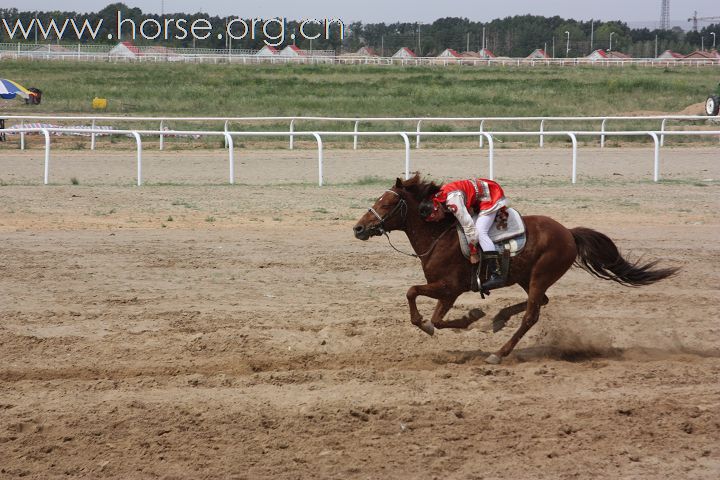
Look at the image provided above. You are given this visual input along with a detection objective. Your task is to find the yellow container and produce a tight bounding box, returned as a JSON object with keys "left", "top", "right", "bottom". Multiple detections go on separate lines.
{"left": 92, "top": 97, "right": 108, "bottom": 110}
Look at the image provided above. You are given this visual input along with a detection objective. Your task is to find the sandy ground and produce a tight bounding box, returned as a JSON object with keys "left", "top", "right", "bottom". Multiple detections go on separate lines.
{"left": 1, "top": 147, "right": 719, "bottom": 479}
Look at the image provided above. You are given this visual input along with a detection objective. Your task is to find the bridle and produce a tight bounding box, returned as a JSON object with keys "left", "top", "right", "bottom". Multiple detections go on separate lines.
{"left": 367, "top": 190, "right": 407, "bottom": 235}
{"left": 366, "top": 189, "right": 452, "bottom": 259}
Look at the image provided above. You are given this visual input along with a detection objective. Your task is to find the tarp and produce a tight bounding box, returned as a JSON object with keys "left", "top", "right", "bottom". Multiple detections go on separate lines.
{"left": 0, "top": 78, "right": 33, "bottom": 100}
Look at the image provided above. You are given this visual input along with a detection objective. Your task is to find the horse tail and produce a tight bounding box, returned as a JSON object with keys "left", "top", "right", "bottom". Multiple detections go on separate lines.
{"left": 570, "top": 227, "right": 679, "bottom": 286}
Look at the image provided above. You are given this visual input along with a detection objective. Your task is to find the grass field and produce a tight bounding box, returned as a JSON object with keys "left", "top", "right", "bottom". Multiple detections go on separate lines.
{"left": 1, "top": 60, "right": 718, "bottom": 117}
{"left": 1, "top": 61, "right": 718, "bottom": 148}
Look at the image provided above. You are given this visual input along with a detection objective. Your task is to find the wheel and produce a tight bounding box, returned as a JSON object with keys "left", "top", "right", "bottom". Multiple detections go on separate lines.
{"left": 706, "top": 95, "right": 720, "bottom": 116}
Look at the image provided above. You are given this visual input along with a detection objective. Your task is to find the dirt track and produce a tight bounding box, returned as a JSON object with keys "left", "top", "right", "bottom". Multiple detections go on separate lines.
{"left": 1, "top": 147, "right": 719, "bottom": 479}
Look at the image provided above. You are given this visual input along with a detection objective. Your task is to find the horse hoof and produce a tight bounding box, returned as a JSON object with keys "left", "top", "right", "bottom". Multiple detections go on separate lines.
{"left": 419, "top": 321, "right": 435, "bottom": 336}
{"left": 485, "top": 354, "right": 502, "bottom": 365}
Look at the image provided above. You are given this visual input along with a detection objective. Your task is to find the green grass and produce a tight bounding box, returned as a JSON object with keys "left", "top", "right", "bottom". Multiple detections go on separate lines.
{"left": 3, "top": 61, "right": 718, "bottom": 149}
{"left": 1, "top": 61, "right": 717, "bottom": 119}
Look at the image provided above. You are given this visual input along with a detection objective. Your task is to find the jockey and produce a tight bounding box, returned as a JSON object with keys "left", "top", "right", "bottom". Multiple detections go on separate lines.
{"left": 418, "top": 178, "right": 507, "bottom": 291}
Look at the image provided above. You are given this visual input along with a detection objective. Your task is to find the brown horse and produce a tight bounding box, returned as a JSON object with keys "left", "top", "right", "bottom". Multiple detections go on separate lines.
{"left": 353, "top": 174, "right": 679, "bottom": 364}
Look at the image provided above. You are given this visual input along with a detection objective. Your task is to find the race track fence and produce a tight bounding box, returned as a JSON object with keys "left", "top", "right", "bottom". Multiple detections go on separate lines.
{"left": 2, "top": 46, "right": 719, "bottom": 68}
{"left": 2, "top": 127, "right": 720, "bottom": 186}
{"left": 1, "top": 114, "right": 718, "bottom": 153}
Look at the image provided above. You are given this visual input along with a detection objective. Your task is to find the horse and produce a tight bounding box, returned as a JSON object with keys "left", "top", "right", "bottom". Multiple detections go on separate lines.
{"left": 352, "top": 174, "right": 679, "bottom": 364}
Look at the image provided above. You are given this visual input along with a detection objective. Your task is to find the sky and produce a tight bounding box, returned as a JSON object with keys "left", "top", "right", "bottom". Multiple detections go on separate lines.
{"left": 8, "top": 0, "right": 719, "bottom": 27}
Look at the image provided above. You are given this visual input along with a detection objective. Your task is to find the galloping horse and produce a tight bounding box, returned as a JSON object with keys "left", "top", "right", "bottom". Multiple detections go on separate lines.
{"left": 353, "top": 175, "right": 679, "bottom": 364}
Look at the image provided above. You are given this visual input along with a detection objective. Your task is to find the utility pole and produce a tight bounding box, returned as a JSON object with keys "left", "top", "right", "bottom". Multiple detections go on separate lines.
{"left": 590, "top": 20, "right": 594, "bottom": 51}
{"left": 609, "top": 32, "right": 615, "bottom": 51}
{"left": 417, "top": 23, "right": 421, "bottom": 56}
{"left": 466, "top": 32, "right": 470, "bottom": 52}
{"left": 655, "top": 34, "right": 658, "bottom": 57}
{"left": 381, "top": 35, "right": 384, "bottom": 57}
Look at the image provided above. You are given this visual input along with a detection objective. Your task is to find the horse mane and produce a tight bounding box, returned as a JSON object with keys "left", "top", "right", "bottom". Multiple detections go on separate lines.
{"left": 399, "top": 173, "right": 443, "bottom": 202}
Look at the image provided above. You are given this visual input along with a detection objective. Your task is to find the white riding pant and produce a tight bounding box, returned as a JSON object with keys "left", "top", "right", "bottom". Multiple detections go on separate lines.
{"left": 445, "top": 191, "right": 498, "bottom": 254}
{"left": 475, "top": 212, "right": 497, "bottom": 253}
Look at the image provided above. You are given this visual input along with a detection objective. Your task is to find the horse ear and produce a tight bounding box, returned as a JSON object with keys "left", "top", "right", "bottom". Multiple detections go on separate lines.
{"left": 395, "top": 177, "right": 403, "bottom": 189}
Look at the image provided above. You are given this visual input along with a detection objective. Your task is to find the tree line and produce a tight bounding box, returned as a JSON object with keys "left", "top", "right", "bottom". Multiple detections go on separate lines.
{"left": 1, "top": 3, "right": 718, "bottom": 57}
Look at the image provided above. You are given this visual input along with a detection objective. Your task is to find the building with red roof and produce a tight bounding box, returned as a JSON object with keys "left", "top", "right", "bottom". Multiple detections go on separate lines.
{"left": 392, "top": 47, "right": 417, "bottom": 58}
{"left": 279, "top": 45, "right": 307, "bottom": 57}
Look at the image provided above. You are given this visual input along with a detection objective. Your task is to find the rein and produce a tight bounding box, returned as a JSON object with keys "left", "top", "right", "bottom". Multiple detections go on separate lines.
{"left": 367, "top": 189, "right": 454, "bottom": 259}
{"left": 383, "top": 226, "right": 454, "bottom": 259}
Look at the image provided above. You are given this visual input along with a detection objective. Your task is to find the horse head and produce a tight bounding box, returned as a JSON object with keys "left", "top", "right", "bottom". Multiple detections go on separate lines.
{"left": 353, "top": 174, "right": 443, "bottom": 240}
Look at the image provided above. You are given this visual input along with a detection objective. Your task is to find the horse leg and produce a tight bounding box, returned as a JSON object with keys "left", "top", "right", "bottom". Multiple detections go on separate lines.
{"left": 406, "top": 282, "right": 452, "bottom": 336}
{"left": 433, "top": 298, "right": 485, "bottom": 330}
{"left": 485, "top": 284, "right": 547, "bottom": 364}
{"left": 489, "top": 283, "right": 549, "bottom": 333}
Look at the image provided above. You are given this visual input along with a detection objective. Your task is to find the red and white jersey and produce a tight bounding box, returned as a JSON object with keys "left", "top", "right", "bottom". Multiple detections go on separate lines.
{"left": 432, "top": 178, "right": 507, "bottom": 255}
{"left": 433, "top": 178, "right": 506, "bottom": 215}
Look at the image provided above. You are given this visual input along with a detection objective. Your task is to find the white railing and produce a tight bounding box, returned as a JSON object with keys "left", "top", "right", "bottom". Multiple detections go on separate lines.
{"left": 1, "top": 44, "right": 719, "bottom": 67}
{"left": 2, "top": 114, "right": 717, "bottom": 152}
{"left": 2, "top": 127, "right": 719, "bottom": 186}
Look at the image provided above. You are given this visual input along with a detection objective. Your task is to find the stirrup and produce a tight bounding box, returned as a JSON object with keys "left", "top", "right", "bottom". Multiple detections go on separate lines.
{"left": 482, "top": 274, "right": 505, "bottom": 291}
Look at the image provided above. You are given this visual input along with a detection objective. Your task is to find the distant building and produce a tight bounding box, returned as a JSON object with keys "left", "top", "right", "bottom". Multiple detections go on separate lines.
{"left": 109, "top": 41, "right": 141, "bottom": 58}
{"left": 587, "top": 49, "right": 608, "bottom": 60}
{"left": 526, "top": 49, "right": 550, "bottom": 59}
{"left": 256, "top": 45, "right": 279, "bottom": 56}
{"left": 658, "top": 50, "right": 683, "bottom": 59}
{"left": 437, "top": 48, "right": 462, "bottom": 58}
{"left": 356, "top": 46, "right": 379, "bottom": 57}
{"left": 279, "top": 45, "right": 307, "bottom": 57}
{"left": 392, "top": 47, "right": 417, "bottom": 59}
{"left": 477, "top": 48, "right": 496, "bottom": 59}
{"left": 684, "top": 49, "right": 720, "bottom": 59}
{"left": 607, "top": 51, "right": 632, "bottom": 59}
{"left": 31, "top": 44, "right": 71, "bottom": 53}
{"left": 587, "top": 49, "right": 632, "bottom": 60}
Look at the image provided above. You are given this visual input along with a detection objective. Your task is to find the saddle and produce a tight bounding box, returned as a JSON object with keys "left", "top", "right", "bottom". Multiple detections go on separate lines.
{"left": 456, "top": 207, "right": 527, "bottom": 292}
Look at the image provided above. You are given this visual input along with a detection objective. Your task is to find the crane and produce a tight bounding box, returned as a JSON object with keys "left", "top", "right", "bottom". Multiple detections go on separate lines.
{"left": 687, "top": 11, "right": 720, "bottom": 32}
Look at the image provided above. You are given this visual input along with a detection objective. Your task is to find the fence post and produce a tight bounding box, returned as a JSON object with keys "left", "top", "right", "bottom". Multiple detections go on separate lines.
{"left": 289, "top": 119, "right": 295, "bottom": 150}
{"left": 539, "top": 119, "right": 545, "bottom": 148}
{"left": 20, "top": 119, "right": 25, "bottom": 150}
{"left": 400, "top": 133, "right": 411, "bottom": 179}
{"left": 481, "top": 133, "right": 494, "bottom": 180}
{"left": 159, "top": 119, "right": 165, "bottom": 151}
{"left": 415, "top": 119, "right": 423, "bottom": 149}
{"left": 41, "top": 129, "right": 50, "bottom": 185}
{"left": 90, "top": 119, "right": 97, "bottom": 150}
{"left": 648, "top": 132, "right": 660, "bottom": 182}
{"left": 131, "top": 131, "right": 142, "bottom": 186}
{"left": 660, "top": 118, "right": 667, "bottom": 147}
{"left": 567, "top": 133, "right": 578, "bottom": 184}
{"left": 600, "top": 118, "right": 607, "bottom": 148}
{"left": 224, "top": 133, "right": 235, "bottom": 184}
{"left": 479, "top": 120, "right": 485, "bottom": 148}
{"left": 312, "top": 133, "right": 323, "bottom": 186}
{"left": 223, "top": 120, "right": 230, "bottom": 148}
{"left": 353, "top": 120, "right": 359, "bottom": 150}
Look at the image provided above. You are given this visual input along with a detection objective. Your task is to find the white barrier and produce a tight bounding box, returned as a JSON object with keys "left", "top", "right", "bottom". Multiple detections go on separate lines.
{"left": 2, "top": 127, "right": 719, "bottom": 186}
{"left": 2, "top": 47, "right": 720, "bottom": 68}
{"left": 2, "top": 114, "right": 717, "bottom": 152}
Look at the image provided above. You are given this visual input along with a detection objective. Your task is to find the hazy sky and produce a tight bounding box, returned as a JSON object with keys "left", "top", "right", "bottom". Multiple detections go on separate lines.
{"left": 9, "top": 0, "right": 718, "bottom": 25}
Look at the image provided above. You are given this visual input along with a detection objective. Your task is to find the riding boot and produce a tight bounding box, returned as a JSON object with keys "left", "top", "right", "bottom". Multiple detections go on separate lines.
{"left": 481, "top": 252, "right": 505, "bottom": 291}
